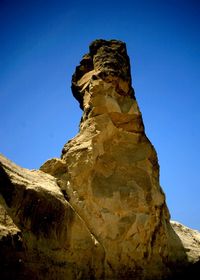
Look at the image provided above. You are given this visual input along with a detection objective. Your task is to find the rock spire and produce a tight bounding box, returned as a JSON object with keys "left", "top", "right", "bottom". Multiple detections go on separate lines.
{"left": 0, "top": 39, "right": 199, "bottom": 280}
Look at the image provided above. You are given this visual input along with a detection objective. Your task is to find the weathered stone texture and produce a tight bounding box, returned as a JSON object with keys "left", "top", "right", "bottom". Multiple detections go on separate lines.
{"left": 0, "top": 155, "right": 104, "bottom": 280}
{"left": 55, "top": 39, "right": 189, "bottom": 279}
{"left": 0, "top": 39, "right": 199, "bottom": 279}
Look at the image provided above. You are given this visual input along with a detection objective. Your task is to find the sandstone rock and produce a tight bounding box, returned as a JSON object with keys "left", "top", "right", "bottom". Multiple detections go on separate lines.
{"left": 1, "top": 39, "right": 200, "bottom": 279}
{"left": 171, "top": 221, "right": 200, "bottom": 263}
{"left": 0, "top": 154, "right": 104, "bottom": 280}
{"left": 169, "top": 221, "right": 200, "bottom": 279}
{"left": 41, "top": 40, "right": 196, "bottom": 279}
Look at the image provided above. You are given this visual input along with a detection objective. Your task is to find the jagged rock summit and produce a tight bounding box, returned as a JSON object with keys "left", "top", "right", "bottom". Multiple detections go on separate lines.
{"left": 0, "top": 39, "right": 200, "bottom": 279}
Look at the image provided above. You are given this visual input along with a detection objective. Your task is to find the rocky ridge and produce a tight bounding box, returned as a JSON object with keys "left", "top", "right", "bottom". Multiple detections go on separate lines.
{"left": 0, "top": 39, "right": 199, "bottom": 279}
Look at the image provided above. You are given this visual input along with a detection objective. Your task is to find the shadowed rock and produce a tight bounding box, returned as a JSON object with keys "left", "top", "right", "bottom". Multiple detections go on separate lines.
{"left": 0, "top": 155, "right": 104, "bottom": 280}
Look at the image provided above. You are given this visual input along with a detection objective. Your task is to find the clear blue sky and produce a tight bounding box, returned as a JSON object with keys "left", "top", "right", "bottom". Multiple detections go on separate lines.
{"left": 0, "top": 0, "right": 199, "bottom": 230}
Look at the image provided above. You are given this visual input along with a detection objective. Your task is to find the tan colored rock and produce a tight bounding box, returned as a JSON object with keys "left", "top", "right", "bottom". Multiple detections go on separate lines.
{"left": 41, "top": 40, "right": 193, "bottom": 279}
{"left": 171, "top": 221, "right": 200, "bottom": 263}
{"left": 0, "top": 154, "right": 104, "bottom": 280}
{"left": 1, "top": 39, "right": 200, "bottom": 279}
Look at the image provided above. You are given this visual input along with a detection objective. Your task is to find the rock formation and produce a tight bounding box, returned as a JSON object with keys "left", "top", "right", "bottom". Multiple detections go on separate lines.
{"left": 0, "top": 155, "right": 104, "bottom": 280}
{"left": 0, "top": 39, "right": 199, "bottom": 279}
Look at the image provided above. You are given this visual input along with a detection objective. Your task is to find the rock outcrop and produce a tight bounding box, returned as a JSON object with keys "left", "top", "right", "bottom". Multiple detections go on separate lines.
{"left": 0, "top": 39, "right": 199, "bottom": 279}
{"left": 0, "top": 155, "right": 104, "bottom": 280}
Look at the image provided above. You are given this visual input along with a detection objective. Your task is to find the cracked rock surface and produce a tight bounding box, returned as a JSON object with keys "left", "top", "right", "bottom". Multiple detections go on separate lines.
{"left": 0, "top": 40, "right": 200, "bottom": 279}
{"left": 0, "top": 155, "right": 104, "bottom": 280}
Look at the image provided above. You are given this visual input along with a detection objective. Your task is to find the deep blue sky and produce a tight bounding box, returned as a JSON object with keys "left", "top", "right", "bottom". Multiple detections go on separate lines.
{"left": 0, "top": 0, "right": 199, "bottom": 230}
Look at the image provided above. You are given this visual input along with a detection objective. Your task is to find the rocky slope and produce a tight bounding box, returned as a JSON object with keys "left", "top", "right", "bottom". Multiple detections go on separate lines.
{"left": 0, "top": 154, "right": 104, "bottom": 280}
{"left": 0, "top": 39, "right": 199, "bottom": 279}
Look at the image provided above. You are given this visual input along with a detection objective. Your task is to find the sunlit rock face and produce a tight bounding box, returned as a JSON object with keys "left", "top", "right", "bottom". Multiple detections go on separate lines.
{"left": 0, "top": 40, "right": 199, "bottom": 280}
{"left": 43, "top": 39, "right": 187, "bottom": 279}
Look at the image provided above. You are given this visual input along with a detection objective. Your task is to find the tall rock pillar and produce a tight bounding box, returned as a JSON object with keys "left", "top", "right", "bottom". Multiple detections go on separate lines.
{"left": 41, "top": 39, "right": 186, "bottom": 279}
{"left": 0, "top": 39, "right": 199, "bottom": 280}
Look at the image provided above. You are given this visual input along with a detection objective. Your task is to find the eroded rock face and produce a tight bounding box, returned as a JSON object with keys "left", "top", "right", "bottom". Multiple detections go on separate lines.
{"left": 41, "top": 40, "right": 192, "bottom": 279}
{"left": 0, "top": 155, "right": 104, "bottom": 280}
{"left": 0, "top": 39, "right": 200, "bottom": 279}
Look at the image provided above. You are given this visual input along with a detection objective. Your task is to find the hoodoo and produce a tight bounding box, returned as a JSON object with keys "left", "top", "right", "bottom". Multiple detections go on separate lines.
{"left": 0, "top": 40, "right": 199, "bottom": 279}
